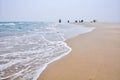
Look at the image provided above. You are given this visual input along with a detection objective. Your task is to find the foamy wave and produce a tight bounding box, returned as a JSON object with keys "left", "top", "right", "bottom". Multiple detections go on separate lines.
{"left": 0, "top": 23, "right": 16, "bottom": 26}
{"left": 0, "top": 22, "right": 95, "bottom": 80}
{"left": 56, "top": 23, "right": 95, "bottom": 40}
{"left": 0, "top": 32, "right": 71, "bottom": 80}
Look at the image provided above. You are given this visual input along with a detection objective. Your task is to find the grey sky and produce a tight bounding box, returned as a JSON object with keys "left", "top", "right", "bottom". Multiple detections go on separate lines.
{"left": 0, "top": 0, "right": 120, "bottom": 22}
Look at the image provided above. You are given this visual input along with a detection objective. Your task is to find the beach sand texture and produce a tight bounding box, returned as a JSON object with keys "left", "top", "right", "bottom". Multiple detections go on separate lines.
{"left": 38, "top": 23, "right": 120, "bottom": 80}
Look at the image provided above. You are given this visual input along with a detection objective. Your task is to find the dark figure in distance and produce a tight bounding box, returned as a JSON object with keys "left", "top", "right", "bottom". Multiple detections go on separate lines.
{"left": 81, "top": 20, "right": 84, "bottom": 23}
{"left": 68, "top": 20, "right": 70, "bottom": 23}
{"left": 59, "top": 19, "right": 61, "bottom": 23}
{"left": 75, "top": 20, "right": 78, "bottom": 23}
{"left": 93, "top": 20, "right": 96, "bottom": 23}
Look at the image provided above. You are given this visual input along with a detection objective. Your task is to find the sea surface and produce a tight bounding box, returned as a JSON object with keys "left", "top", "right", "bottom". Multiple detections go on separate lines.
{"left": 0, "top": 22, "right": 95, "bottom": 80}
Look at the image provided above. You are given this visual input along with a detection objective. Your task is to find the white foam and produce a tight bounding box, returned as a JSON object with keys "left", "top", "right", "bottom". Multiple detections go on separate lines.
{"left": 34, "top": 42, "right": 72, "bottom": 80}
{"left": 0, "top": 23, "right": 95, "bottom": 80}
{"left": 56, "top": 23, "right": 95, "bottom": 40}
{"left": 0, "top": 23, "right": 16, "bottom": 26}
{"left": 34, "top": 24, "right": 95, "bottom": 80}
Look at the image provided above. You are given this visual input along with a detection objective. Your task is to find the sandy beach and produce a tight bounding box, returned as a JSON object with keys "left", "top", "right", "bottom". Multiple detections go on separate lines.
{"left": 38, "top": 23, "right": 120, "bottom": 80}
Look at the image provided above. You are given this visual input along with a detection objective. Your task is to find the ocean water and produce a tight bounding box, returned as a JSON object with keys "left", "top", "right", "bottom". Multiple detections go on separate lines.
{"left": 0, "top": 22, "right": 95, "bottom": 80}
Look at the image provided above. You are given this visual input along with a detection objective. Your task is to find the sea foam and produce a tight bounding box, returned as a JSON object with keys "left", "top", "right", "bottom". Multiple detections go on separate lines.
{"left": 0, "top": 23, "right": 16, "bottom": 26}
{"left": 0, "top": 22, "right": 95, "bottom": 80}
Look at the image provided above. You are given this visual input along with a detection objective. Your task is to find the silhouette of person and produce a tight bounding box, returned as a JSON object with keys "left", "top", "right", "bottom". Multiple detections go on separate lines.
{"left": 59, "top": 19, "right": 61, "bottom": 23}
{"left": 68, "top": 20, "right": 70, "bottom": 23}
{"left": 81, "top": 20, "right": 83, "bottom": 23}
{"left": 75, "top": 20, "right": 78, "bottom": 23}
{"left": 93, "top": 20, "right": 96, "bottom": 23}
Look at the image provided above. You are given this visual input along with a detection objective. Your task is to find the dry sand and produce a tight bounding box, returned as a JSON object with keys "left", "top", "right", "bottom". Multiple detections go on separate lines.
{"left": 38, "top": 23, "right": 120, "bottom": 80}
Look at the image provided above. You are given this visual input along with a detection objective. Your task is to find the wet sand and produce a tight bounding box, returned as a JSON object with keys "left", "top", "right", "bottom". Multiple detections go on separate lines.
{"left": 38, "top": 23, "right": 120, "bottom": 80}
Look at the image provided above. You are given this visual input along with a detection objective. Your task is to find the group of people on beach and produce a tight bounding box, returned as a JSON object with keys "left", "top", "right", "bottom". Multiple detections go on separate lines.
{"left": 59, "top": 19, "right": 96, "bottom": 23}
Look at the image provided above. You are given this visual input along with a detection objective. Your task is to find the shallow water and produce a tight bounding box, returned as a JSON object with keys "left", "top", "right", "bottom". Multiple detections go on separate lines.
{"left": 0, "top": 22, "right": 95, "bottom": 80}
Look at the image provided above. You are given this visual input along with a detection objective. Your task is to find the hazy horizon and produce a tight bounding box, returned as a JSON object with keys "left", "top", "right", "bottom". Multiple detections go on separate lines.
{"left": 0, "top": 0, "right": 120, "bottom": 22}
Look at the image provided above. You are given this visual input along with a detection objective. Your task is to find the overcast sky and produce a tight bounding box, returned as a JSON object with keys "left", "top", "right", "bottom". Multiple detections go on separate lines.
{"left": 0, "top": 0, "right": 120, "bottom": 22}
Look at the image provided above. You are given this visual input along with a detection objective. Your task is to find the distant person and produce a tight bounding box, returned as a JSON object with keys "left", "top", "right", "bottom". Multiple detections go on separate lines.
{"left": 75, "top": 20, "right": 78, "bottom": 23}
{"left": 59, "top": 19, "right": 61, "bottom": 23}
{"left": 81, "top": 20, "right": 84, "bottom": 23}
{"left": 93, "top": 20, "right": 96, "bottom": 23}
{"left": 68, "top": 20, "right": 70, "bottom": 23}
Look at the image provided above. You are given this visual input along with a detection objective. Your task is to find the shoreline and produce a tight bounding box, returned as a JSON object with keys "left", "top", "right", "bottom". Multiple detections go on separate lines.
{"left": 34, "top": 23, "right": 95, "bottom": 80}
{"left": 0, "top": 22, "right": 95, "bottom": 80}
{"left": 33, "top": 42, "right": 72, "bottom": 80}
{"left": 38, "top": 23, "right": 120, "bottom": 80}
